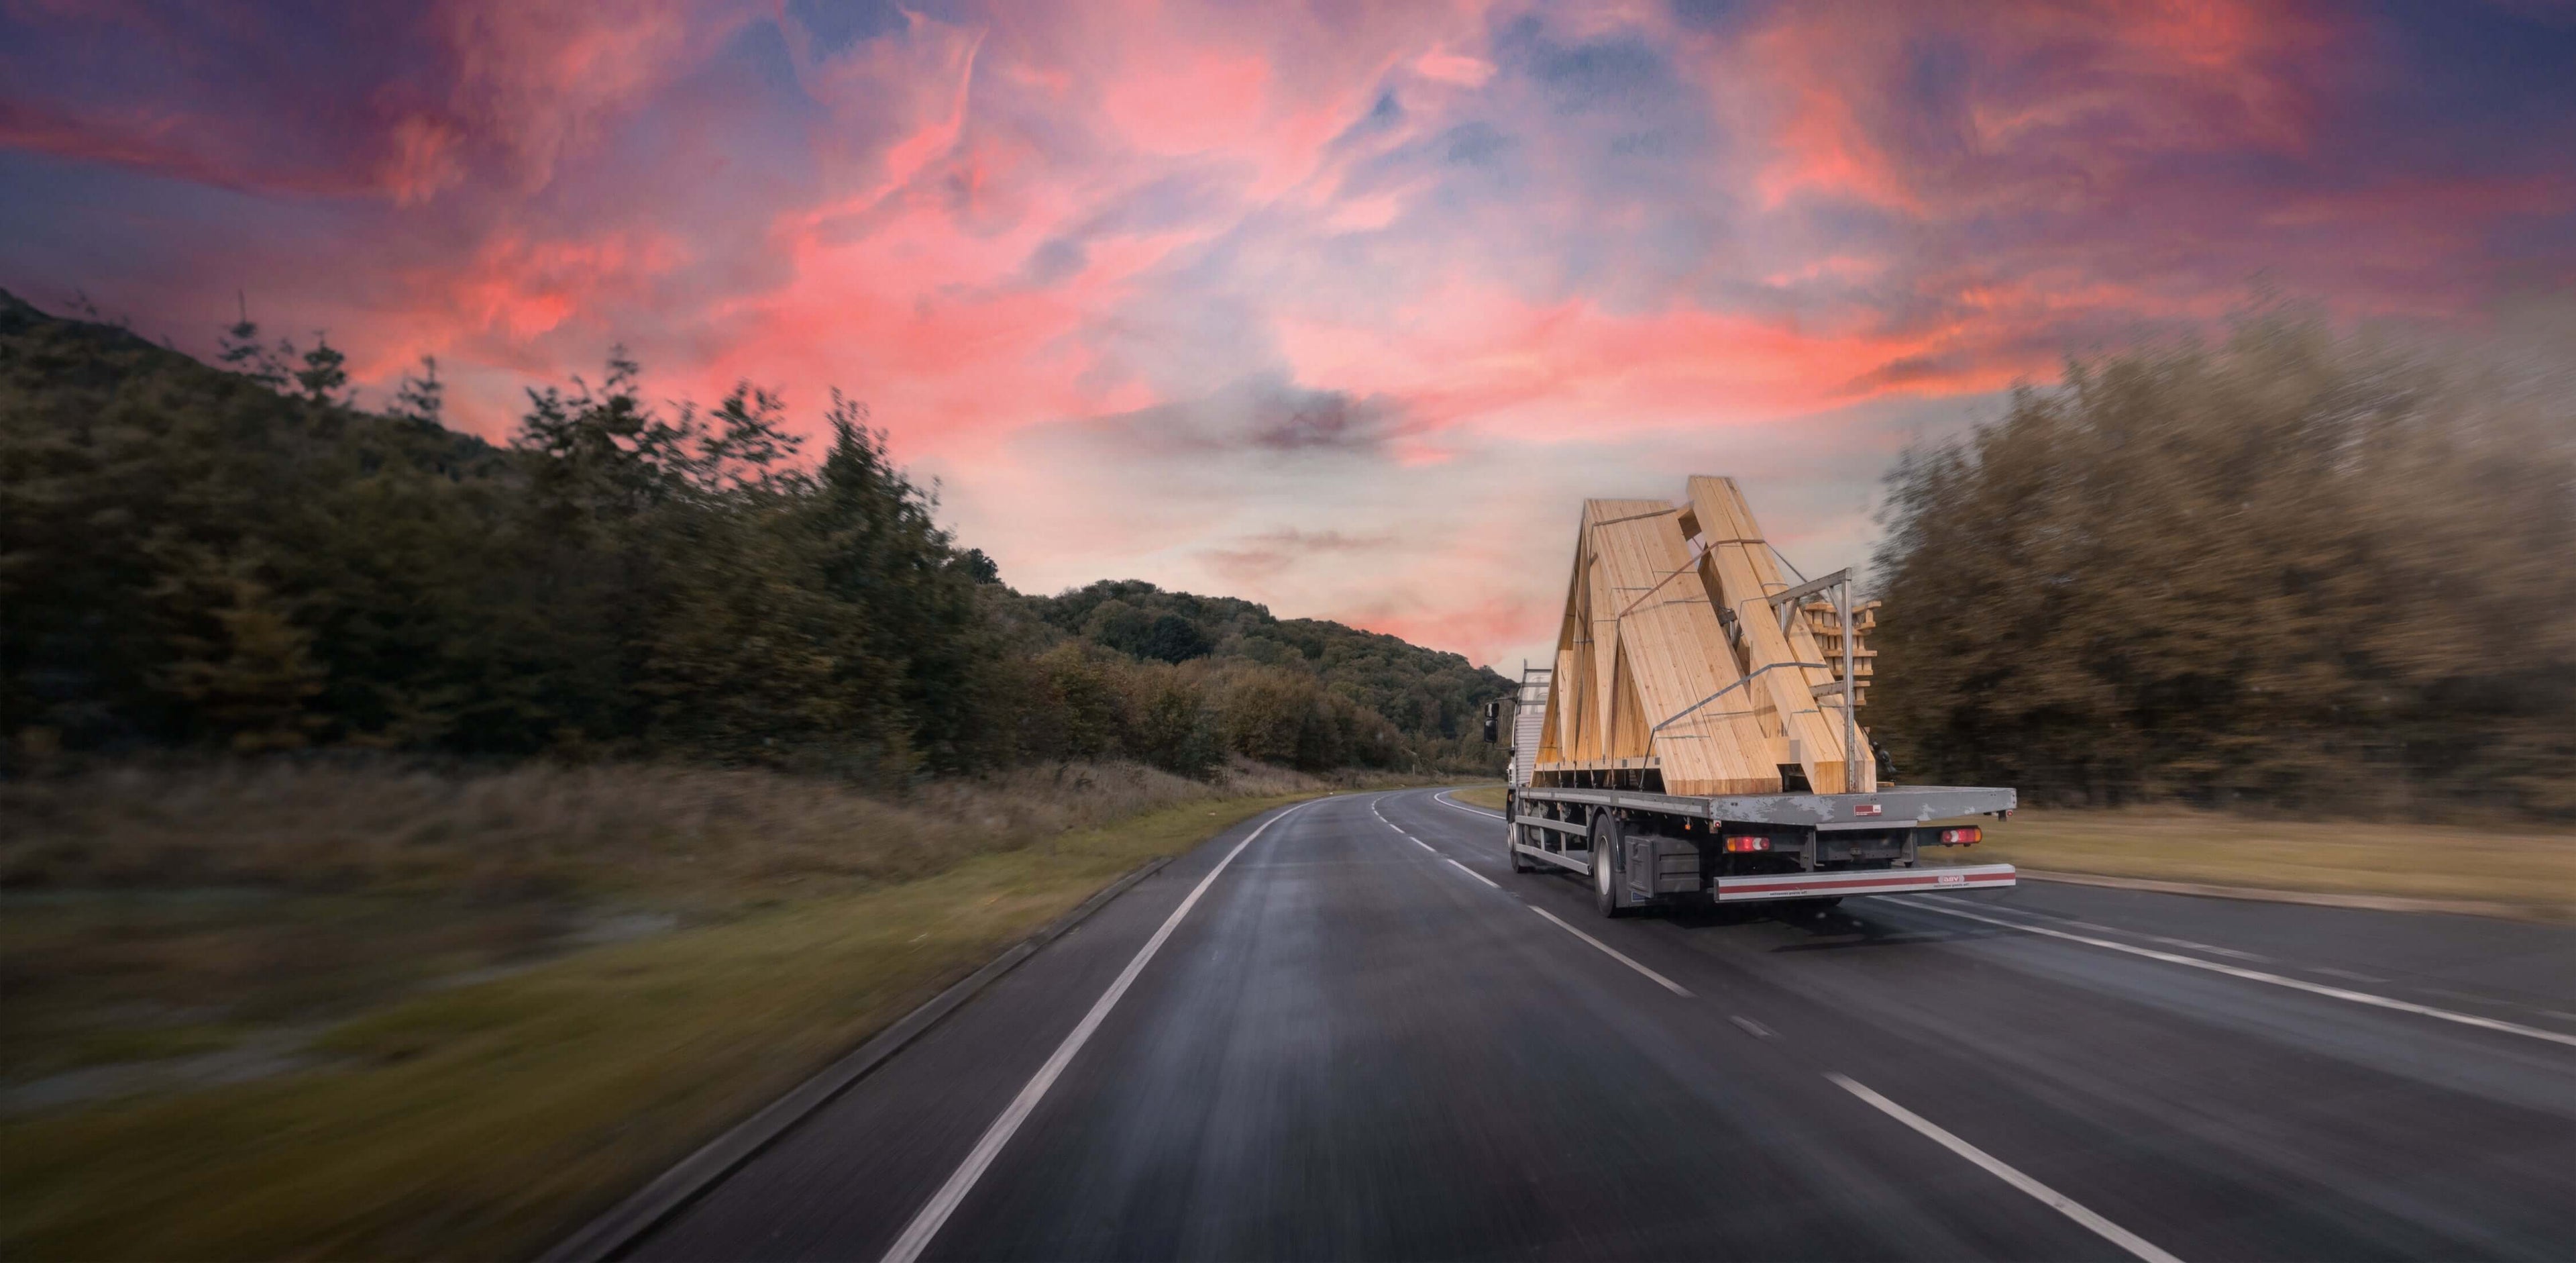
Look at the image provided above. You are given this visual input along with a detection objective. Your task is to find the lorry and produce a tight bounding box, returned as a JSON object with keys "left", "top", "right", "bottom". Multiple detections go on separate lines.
{"left": 1483, "top": 476, "right": 2017, "bottom": 917}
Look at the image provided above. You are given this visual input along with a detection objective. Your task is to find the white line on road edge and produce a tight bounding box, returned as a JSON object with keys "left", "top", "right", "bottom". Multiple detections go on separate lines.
{"left": 1925, "top": 896, "right": 2275, "bottom": 963}
{"left": 1411, "top": 837, "right": 1435, "bottom": 854}
{"left": 880, "top": 801, "right": 1317, "bottom": 1263}
{"left": 1888, "top": 897, "right": 2576, "bottom": 1050}
{"left": 1446, "top": 857, "right": 1501, "bottom": 889}
{"left": 1528, "top": 906, "right": 1691, "bottom": 997}
{"left": 1827, "top": 1073, "right": 2182, "bottom": 1263}
{"left": 1434, "top": 790, "right": 1504, "bottom": 818}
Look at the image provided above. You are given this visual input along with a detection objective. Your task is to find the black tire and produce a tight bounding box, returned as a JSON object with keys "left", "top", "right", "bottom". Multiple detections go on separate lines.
{"left": 1592, "top": 815, "right": 1629, "bottom": 918}
{"left": 1507, "top": 821, "right": 1536, "bottom": 872}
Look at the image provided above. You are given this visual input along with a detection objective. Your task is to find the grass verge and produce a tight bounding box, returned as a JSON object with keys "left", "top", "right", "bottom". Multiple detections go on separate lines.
{"left": 1926, "top": 808, "right": 2576, "bottom": 917}
{"left": 0, "top": 788, "right": 1316, "bottom": 1260}
{"left": 1448, "top": 785, "right": 1507, "bottom": 812}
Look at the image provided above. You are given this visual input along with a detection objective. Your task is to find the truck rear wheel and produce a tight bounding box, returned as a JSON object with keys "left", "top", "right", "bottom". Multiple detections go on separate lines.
{"left": 1507, "top": 821, "right": 1536, "bottom": 872}
{"left": 1592, "top": 815, "right": 1631, "bottom": 918}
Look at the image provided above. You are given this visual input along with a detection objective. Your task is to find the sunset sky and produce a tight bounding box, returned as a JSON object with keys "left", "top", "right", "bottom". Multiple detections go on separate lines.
{"left": 5, "top": 0, "right": 2570, "bottom": 670}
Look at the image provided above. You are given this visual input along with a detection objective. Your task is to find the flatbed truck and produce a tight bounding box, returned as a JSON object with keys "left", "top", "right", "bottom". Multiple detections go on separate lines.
{"left": 1485, "top": 474, "right": 2021, "bottom": 917}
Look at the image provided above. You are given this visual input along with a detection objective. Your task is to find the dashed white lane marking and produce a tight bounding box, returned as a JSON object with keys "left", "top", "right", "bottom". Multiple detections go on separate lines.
{"left": 1888, "top": 897, "right": 2576, "bottom": 1050}
{"left": 1730, "top": 1015, "right": 1776, "bottom": 1040}
{"left": 1827, "top": 1074, "right": 2184, "bottom": 1263}
{"left": 1434, "top": 790, "right": 1505, "bottom": 819}
{"left": 1377, "top": 794, "right": 1503, "bottom": 891}
{"left": 1528, "top": 906, "right": 1692, "bottom": 997}
{"left": 880, "top": 801, "right": 1318, "bottom": 1263}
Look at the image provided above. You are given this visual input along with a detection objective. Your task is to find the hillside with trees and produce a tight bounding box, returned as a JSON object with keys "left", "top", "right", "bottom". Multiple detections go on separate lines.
{"left": 1870, "top": 312, "right": 2575, "bottom": 818}
{"left": 0, "top": 291, "right": 1507, "bottom": 780}
{"left": 1024, "top": 580, "right": 1505, "bottom": 760}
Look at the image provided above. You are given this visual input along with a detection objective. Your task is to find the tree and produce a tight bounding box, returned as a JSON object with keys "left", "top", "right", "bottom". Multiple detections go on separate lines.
{"left": 294, "top": 333, "right": 350, "bottom": 405}
{"left": 392, "top": 356, "right": 443, "bottom": 427}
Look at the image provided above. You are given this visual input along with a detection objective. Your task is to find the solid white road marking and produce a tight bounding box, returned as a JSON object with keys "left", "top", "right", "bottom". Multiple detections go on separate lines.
{"left": 1446, "top": 857, "right": 1501, "bottom": 889}
{"left": 1411, "top": 837, "right": 1435, "bottom": 853}
{"left": 2065, "top": 920, "right": 2271, "bottom": 962}
{"left": 1888, "top": 897, "right": 2576, "bottom": 1050}
{"left": 1827, "top": 1073, "right": 2184, "bottom": 1263}
{"left": 1921, "top": 895, "right": 2275, "bottom": 962}
{"left": 1434, "top": 790, "right": 1505, "bottom": 819}
{"left": 1528, "top": 906, "right": 1692, "bottom": 997}
{"left": 880, "top": 801, "right": 1317, "bottom": 1263}
{"left": 1730, "top": 1015, "right": 1776, "bottom": 1040}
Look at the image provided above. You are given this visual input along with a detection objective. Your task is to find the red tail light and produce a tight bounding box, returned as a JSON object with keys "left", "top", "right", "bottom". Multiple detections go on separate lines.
{"left": 1723, "top": 835, "right": 1770, "bottom": 852}
{"left": 1938, "top": 827, "right": 1982, "bottom": 846}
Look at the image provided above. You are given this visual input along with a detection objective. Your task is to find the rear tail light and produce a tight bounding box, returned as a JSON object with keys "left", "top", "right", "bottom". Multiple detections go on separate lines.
{"left": 1938, "top": 827, "right": 1982, "bottom": 846}
{"left": 1723, "top": 835, "right": 1770, "bottom": 852}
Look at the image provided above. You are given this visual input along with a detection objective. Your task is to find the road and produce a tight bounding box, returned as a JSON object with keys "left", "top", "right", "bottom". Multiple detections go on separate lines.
{"left": 627, "top": 789, "right": 2576, "bottom": 1261}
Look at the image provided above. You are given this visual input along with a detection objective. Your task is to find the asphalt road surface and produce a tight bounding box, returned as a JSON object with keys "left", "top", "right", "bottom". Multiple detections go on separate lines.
{"left": 628, "top": 789, "right": 2575, "bottom": 1262}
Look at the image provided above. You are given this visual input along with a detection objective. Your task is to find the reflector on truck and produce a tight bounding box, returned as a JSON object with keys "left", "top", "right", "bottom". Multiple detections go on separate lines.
{"left": 1711, "top": 864, "right": 2016, "bottom": 902}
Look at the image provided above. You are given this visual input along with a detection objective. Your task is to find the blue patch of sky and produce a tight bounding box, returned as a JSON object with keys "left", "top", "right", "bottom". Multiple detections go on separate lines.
{"left": 2313, "top": 3, "right": 2576, "bottom": 176}
{"left": 784, "top": 0, "right": 911, "bottom": 56}
{"left": 1492, "top": 15, "right": 1681, "bottom": 117}
{"left": 0, "top": 150, "right": 369, "bottom": 350}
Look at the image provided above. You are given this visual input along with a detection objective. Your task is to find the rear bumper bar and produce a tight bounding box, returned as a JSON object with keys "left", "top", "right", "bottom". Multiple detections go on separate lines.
{"left": 1712, "top": 863, "right": 2016, "bottom": 903}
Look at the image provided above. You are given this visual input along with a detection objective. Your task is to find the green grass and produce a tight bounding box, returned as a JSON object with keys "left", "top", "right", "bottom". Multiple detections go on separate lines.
{"left": 1448, "top": 784, "right": 1508, "bottom": 811}
{"left": 0, "top": 791, "right": 1318, "bottom": 1261}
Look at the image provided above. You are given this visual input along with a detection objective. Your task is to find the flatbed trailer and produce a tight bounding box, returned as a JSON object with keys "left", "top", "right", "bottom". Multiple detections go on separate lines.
{"left": 1504, "top": 781, "right": 2017, "bottom": 916}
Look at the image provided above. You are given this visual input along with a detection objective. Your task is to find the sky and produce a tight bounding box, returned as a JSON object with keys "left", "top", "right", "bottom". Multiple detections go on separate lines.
{"left": 5, "top": 0, "right": 2571, "bottom": 671}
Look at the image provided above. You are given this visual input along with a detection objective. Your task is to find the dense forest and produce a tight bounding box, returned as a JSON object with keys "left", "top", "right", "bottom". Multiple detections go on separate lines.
{"left": 0, "top": 291, "right": 1508, "bottom": 780}
{"left": 1871, "top": 312, "right": 2576, "bottom": 817}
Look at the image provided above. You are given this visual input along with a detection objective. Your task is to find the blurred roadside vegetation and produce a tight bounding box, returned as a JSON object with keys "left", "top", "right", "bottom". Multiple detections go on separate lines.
{"left": 1872, "top": 309, "right": 2575, "bottom": 820}
{"left": 0, "top": 762, "right": 1350, "bottom": 1258}
{"left": 0, "top": 289, "right": 1507, "bottom": 782}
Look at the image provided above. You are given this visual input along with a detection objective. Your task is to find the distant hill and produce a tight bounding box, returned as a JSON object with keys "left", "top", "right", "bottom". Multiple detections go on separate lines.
{"left": 1025, "top": 580, "right": 1511, "bottom": 746}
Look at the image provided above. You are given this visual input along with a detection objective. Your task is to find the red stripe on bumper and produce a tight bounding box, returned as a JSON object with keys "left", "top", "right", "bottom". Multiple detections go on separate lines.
{"left": 1714, "top": 868, "right": 2017, "bottom": 899}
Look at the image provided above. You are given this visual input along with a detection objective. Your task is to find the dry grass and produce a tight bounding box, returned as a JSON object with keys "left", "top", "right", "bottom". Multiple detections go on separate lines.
{"left": 1, "top": 756, "right": 1327, "bottom": 898}
{"left": 1927, "top": 807, "right": 2576, "bottom": 916}
{"left": 1449, "top": 785, "right": 1508, "bottom": 811}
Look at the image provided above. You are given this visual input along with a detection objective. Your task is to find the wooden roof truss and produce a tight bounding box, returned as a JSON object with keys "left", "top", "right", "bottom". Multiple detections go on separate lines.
{"left": 1535, "top": 476, "right": 1878, "bottom": 796}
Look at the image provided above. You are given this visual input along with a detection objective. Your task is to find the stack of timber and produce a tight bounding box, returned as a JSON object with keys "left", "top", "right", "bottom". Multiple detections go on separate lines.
{"left": 1533, "top": 476, "right": 1876, "bottom": 796}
